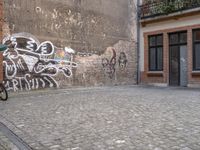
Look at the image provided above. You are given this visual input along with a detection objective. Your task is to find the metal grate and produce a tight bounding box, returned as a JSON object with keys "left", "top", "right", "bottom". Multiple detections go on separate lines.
{"left": 140, "top": 0, "right": 200, "bottom": 19}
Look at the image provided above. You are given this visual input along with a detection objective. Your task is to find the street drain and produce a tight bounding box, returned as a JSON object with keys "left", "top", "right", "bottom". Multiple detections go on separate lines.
{"left": 0, "top": 122, "right": 32, "bottom": 150}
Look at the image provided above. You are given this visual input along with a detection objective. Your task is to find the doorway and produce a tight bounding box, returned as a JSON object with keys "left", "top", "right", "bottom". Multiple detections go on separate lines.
{"left": 169, "top": 32, "right": 188, "bottom": 86}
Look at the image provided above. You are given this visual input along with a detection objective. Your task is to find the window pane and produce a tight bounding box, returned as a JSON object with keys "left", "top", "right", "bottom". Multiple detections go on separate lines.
{"left": 156, "top": 35, "right": 163, "bottom": 46}
{"left": 170, "top": 33, "right": 178, "bottom": 44}
{"left": 194, "top": 30, "right": 200, "bottom": 42}
{"left": 194, "top": 44, "right": 200, "bottom": 70}
{"left": 149, "top": 48, "right": 156, "bottom": 70}
{"left": 180, "top": 32, "right": 187, "bottom": 43}
{"left": 157, "top": 47, "right": 163, "bottom": 70}
{"left": 149, "top": 36, "right": 156, "bottom": 47}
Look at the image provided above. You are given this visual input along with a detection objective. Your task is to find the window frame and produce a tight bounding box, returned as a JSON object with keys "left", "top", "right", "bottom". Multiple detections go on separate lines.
{"left": 193, "top": 29, "right": 200, "bottom": 71}
{"left": 148, "top": 34, "right": 163, "bottom": 71}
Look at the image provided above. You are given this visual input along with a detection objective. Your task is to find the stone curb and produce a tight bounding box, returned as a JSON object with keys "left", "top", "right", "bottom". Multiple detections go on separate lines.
{"left": 0, "top": 130, "right": 19, "bottom": 150}
{"left": 0, "top": 115, "right": 47, "bottom": 150}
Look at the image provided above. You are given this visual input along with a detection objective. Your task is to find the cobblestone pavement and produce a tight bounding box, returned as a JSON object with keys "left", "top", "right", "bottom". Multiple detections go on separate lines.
{"left": 0, "top": 130, "right": 18, "bottom": 150}
{"left": 0, "top": 86, "right": 200, "bottom": 150}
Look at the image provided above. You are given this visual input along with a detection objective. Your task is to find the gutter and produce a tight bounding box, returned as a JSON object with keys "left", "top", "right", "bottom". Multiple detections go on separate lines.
{"left": 136, "top": 0, "right": 141, "bottom": 85}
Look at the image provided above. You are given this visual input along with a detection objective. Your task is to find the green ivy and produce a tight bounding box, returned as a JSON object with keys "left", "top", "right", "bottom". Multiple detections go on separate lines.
{"left": 162, "top": 2, "right": 176, "bottom": 14}
{"left": 154, "top": 0, "right": 196, "bottom": 15}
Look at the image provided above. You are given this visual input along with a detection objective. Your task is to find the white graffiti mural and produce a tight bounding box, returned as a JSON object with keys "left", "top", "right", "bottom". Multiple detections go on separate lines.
{"left": 2, "top": 32, "right": 77, "bottom": 91}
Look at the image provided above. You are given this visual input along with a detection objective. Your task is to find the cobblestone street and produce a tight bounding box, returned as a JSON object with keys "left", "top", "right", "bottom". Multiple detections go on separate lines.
{"left": 0, "top": 130, "right": 19, "bottom": 150}
{"left": 0, "top": 86, "right": 200, "bottom": 150}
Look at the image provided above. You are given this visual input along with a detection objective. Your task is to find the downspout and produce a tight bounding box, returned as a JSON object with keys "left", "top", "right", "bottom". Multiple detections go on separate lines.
{"left": 136, "top": 0, "right": 141, "bottom": 84}
{"left": 0, "top": 0, "right": 4, "bottom": 82}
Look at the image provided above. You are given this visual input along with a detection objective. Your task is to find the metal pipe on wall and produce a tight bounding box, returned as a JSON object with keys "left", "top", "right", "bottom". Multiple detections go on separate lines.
{"left": 136, "top": 0, "right": 141, "bottom": 84}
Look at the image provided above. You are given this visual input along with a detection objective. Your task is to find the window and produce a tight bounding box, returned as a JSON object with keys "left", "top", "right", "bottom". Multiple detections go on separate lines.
{"left": 169, "top": 32, "right": 187, "bottom": 45}
{"left": 193, "top": 29, "right": 200, "bottom": 71}
{"left": 148, "top": 34, "right": 163, "bottom": 71}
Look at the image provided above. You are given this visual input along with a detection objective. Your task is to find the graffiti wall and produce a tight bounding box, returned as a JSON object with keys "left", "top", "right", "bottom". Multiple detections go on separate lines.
{"left": 2, "top": 0, "right": 138, "bottom": 91}
{"left": 2, "top": 33, "right": 77, "bottom": 91}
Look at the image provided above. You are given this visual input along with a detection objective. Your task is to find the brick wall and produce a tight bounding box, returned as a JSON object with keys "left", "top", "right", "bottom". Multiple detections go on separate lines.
{"left": 141, "top": 24, "right": 200, "bottom": 86}
{"left": 1, "top": 0, "right": 138, "bottom": 91}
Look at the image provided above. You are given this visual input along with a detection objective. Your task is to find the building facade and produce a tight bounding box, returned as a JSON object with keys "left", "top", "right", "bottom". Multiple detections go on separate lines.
{"left": 139, "top": 0, "right": 200, "bottom": 87}
{"left": 1, "top": 0, "right": 200, "bottom": 91}
{"left": 0, "top": 0, "right": 138, "bottom": 91}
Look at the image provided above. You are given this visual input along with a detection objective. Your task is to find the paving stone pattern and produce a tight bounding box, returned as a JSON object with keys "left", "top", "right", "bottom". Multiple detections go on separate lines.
{"left": 0, "top": 130, "right": 19, "bottom": 150}
{"left": 0, "top": 86, "right": 200, "bottom": 150}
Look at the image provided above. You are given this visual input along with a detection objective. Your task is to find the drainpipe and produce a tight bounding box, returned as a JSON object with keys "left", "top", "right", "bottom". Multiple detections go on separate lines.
{"left": 136, "top": 0, "right": 141, "bottom": 85}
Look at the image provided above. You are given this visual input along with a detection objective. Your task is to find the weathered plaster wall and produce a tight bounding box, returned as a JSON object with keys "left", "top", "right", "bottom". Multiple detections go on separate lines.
{"left": 2, "top": 0, "right": 137, "bottom": 91}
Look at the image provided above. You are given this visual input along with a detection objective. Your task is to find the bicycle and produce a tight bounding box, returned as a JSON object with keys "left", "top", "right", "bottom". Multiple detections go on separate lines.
{"left": 0, "top": 83, "right": 8, "bottom": 101}
{"left": 0, "top": 44, "right": 8, "bottom": 101}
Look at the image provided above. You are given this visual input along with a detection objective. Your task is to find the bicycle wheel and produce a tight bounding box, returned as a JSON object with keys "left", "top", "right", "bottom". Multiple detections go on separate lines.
{"left": 0, "top": 84, "right": 8, "bottom": 101}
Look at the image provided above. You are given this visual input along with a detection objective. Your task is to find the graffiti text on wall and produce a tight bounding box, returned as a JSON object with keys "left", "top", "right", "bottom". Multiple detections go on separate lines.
{"left": 2, "top": 33, "right": 77, "bottom": 91}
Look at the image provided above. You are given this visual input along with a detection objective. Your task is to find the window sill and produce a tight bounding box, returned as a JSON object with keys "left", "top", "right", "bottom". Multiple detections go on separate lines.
{"left": 147, "top": 71, "right": 163, "bottom": 77}
{"left": 192, "top": 71, "right": 200, "bottom": 77}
